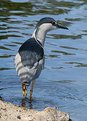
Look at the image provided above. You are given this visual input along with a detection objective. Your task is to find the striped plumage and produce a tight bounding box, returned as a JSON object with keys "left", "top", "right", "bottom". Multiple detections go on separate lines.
{"left": 15, "top": 38, "right": 44, "bottom": 85}
{"left": 15, "top": 17, "right": 68, "bottom": 100}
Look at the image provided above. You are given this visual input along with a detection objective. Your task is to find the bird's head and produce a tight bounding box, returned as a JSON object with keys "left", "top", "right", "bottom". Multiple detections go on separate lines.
{"left": 32, "top": 17, "right": 68, "bottom": 46}
{"left": 36, "top": 17, "right": 68, "bottom": 32}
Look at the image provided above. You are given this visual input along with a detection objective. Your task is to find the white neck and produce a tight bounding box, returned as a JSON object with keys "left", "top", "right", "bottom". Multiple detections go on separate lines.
{"left": 32, "top": 23, "right": 53, "bottom": 47}
{"left": 32, "top": 28, "right": 46, "bottom": 47}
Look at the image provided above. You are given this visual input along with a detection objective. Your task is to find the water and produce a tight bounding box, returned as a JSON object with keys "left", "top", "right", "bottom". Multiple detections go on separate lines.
{"left": 0, "top": 0, "right": 87, "bottom": 120}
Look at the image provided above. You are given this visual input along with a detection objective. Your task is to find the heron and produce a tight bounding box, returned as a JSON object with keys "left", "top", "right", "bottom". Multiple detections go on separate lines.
{"left": 15, "top": 17, "right": 68, "bottom": 101}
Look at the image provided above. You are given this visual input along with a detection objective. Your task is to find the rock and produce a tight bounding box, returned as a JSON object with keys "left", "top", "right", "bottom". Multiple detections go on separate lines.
{"left": 0, "top": 100, "right": 70, "bottom": 121}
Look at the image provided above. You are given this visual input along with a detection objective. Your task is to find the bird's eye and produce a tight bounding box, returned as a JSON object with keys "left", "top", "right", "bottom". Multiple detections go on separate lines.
{"left": 52, "top": 21, "right": 55, "bottom": 25}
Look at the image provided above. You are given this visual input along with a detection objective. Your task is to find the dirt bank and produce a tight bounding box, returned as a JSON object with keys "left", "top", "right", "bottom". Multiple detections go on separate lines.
{"left": 0, "top": 100, "right": 70, "bottom": 121}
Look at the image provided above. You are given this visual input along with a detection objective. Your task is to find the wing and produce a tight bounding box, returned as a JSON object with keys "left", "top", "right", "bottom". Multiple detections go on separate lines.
{"left": 15, "top": 38, "right": 44, "bottom": 84}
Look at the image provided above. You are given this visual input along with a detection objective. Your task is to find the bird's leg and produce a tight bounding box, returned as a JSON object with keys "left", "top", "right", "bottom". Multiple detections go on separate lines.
{"left": 30, "top": 80, "right": 35, "bottom": 101}
{"left": 22, "top": 83, "right": 27, "bottom": 97}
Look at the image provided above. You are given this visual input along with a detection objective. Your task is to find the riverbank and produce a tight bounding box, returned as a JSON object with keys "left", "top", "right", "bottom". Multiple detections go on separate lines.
{"left": 0, "top": 100, "right": 70, "bottom": 121}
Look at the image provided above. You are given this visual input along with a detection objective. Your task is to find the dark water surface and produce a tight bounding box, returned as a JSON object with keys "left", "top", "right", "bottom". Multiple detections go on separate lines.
{"left": 0, "top": 0, "right": 87, "bottom": 120}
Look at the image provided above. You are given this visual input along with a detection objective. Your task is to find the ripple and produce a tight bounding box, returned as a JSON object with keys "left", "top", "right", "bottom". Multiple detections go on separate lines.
{"left": 0, "top": 46, "right": 11, "bottom": 50}
{"left": 48, "top": 54, "right": 58, "bottom": 58}
{"left": 51, "top": 50, "right": 75, "bottom": 55}
{"left": 60, "top": 45, "right": 79, "bottom": 50}
{"left": 51, "top": 34, "right": 82, "bottom": 40}
{"left": 0, "top": 67, "right": 12, "bottom": 71}
{"left": 0, "top": 54, "right": 14, "bottom": 58}
{"left": 66, "top": 62, "right": 87, "bottom": 67}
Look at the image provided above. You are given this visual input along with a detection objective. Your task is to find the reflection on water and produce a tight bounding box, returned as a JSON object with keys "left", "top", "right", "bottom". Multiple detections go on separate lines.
{"left": 0, "top": 0, "right": 87, "bottom": 121}
{"left": 21, "top": 97, "right": 33, "bottom": 109}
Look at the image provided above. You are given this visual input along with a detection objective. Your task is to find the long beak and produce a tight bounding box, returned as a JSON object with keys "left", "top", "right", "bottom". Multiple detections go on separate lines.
{"left": 56, "top": 23, "right": 68, "bottom": 30}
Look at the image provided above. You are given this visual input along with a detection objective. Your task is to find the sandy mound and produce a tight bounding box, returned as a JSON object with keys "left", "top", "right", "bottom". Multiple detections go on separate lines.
{"left": 0, "top": 100, "right": 70, "bottom": 121}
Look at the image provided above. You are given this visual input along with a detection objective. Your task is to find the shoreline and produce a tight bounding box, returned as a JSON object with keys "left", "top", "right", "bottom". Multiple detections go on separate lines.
{"left": 0, "top": 99, "right": 70, "bottom": 121}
